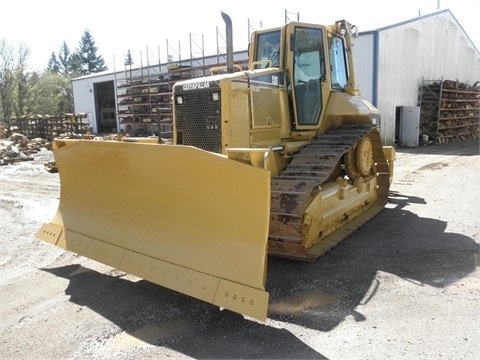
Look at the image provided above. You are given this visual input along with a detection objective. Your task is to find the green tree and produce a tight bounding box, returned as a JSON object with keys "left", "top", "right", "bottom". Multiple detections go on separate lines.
{"left": 58, "top": 41, "right": 72, "bottom": 74}
{"left": 124, "top": 49, "right": 134, "bottom": 66}
{"left": 48, "top": 42, "right": 79, "bottom": 76}
{"left": 1, "top": 31, "right": 108, "bottom": 138}
{"left": 31, "top": 72, "right": 73, "bottom": 115}
{"left": 47, "top": 51, "right": 60, "bottom": 73}
{"left": 72, "top": 30, "right": 108, "bottom": 75}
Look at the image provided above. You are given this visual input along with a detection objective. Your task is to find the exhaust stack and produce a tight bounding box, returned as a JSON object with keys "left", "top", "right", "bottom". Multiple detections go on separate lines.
{"left": 221, "top": 11, "right": 234, "bottom": 73}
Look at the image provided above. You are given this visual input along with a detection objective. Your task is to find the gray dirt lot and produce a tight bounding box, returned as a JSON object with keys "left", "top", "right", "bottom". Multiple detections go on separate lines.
{"left": 0, "top": 139, "right": 479, "bottom": 360}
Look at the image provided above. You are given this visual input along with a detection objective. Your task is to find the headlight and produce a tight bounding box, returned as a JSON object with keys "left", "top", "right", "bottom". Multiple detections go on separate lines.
{"left": 176, "top": 95, "right": 184, "bottom": 105}
{"left": 211, "top": 91, "right": 219, "bottom": 101}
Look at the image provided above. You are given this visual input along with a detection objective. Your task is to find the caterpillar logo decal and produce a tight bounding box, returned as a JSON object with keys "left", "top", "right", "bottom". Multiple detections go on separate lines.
{"left": 182, "top": 81, "right": 211, "bottom": 91}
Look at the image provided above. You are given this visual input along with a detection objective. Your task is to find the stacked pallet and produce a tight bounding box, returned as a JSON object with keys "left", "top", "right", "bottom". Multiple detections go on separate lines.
{"left": 10, "top": 113, "right": 91, "bottom": 140}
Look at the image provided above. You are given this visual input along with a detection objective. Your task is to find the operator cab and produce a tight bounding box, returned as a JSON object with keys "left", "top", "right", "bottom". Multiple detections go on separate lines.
{"left": 251, "top": 23, "right": 350, "bottom": 130}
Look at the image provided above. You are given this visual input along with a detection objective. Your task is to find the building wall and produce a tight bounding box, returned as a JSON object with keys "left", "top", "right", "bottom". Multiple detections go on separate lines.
{"left": 72, "top": 72, "right": 116, "bottom": 133}
{"left": 352, "top": 33, "right": 376, "bottom": 104}
{"left": 375, "top": 10, "right": 480, "bottom": 145}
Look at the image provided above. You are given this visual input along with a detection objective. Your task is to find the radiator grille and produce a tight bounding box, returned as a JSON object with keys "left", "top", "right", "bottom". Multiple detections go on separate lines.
{"left": 175, "top": 88, "right": 221, "bottom": 153}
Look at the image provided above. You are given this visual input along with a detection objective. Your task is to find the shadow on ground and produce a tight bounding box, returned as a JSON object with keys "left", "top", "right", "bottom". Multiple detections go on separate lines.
{"left": 42, "top": 191, "right": 478, "bottom": 359}
{"left": 265, "top": 191, "right": 478, "bottom": 331}
{"left": 395, "top": 139, "right": 479, "bottom": 156}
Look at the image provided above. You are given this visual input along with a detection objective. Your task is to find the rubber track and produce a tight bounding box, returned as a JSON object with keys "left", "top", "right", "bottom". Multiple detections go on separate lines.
{"left": 268, "top": 124, "right": 390, "bottom": 261}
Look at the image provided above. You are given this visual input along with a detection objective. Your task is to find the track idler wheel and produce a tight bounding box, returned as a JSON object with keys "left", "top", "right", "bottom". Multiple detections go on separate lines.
{"left": 346, "top": 136, "right": 374, "bottom": 178}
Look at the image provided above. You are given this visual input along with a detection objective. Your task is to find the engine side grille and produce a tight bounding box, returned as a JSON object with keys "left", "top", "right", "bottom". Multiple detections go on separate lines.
{"left": 175, "top": 88, "right": 221, "bottom": 153}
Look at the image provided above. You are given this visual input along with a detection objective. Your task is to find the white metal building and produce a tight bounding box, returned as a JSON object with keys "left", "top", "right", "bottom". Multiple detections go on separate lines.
{"left": 352, "top": 9, "right": 480, "bottom": 145}
{"left": 71, "top": 52, "right": 248, "bottom": 133}
{"left": 72, "top": 71, "right": 117, "bottom": 132}
{"left": 72, "top": 9, "right": 479, "bottom": 145}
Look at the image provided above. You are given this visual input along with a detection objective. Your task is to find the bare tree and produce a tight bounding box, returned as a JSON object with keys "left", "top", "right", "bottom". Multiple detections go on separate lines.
{"left": 14, "top": 43, "right": 31, "bottom": 118}
{"left": 0, "top": 39, "right": 33, "bottom": 137}
{"left": 0, "top": 38, "right": 15, "bottom": 137}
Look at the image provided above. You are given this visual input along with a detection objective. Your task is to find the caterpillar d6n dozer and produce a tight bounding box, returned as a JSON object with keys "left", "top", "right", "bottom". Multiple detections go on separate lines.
{"left": 37, "top": 13, "right": 395, "bottom": 322}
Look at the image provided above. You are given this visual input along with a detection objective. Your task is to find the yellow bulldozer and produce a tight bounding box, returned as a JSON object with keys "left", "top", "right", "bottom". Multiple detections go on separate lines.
{"left": 37, "top": 13, "right": 395, "bottom": 321}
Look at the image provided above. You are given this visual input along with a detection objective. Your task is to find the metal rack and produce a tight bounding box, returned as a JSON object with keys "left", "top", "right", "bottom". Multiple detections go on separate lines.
{"left": 419, "top": 78, "right": 480, "bottom": 143}
{"left": 116, "top": 72, "right": 173, "bottom": 138}
{"left": 114, "top": 49, "right": 249, "bottom": 139}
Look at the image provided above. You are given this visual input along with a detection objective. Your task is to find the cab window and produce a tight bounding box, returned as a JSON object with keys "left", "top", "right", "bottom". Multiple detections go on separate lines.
{"left": 255, "top": 31, "right": 281, "bottom": 68}
{"left": 328, "top": 36, "right": 348, "bottom": 89}
{"left": 292, "top": 27, "right": 325, "bottom": 125}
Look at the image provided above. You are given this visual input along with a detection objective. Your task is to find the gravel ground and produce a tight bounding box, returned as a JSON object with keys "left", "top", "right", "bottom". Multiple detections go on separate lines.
{"left": 0, "top": 140, "right": 479, "bottom": 360}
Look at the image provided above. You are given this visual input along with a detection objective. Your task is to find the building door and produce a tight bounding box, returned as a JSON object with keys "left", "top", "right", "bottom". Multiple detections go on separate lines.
{"left": 93, "top": 81, "right": 116, "bottom": 133}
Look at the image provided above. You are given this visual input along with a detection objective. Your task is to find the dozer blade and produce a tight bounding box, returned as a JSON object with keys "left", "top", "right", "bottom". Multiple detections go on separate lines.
{"left": 37, "top": 140, "right": 271, "bottom": 321}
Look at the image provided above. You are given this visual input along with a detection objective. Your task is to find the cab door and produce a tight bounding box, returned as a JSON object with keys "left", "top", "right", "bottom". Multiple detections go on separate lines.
{"left": 287, "top": 24, "right": 327, "bottom": 128}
